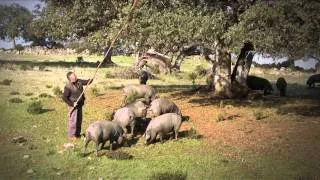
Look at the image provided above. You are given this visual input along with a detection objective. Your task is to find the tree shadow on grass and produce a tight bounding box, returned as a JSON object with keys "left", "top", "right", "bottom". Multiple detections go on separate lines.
{"left": 179, "top": 129, "right": 203, "bottom": 140}
{"left": 0, "top": 59, "right": 116, "bottom": 68}
{"left": 170, "top": 83, "right": 320, "bottom": 117}
{"left": 28, "top": 108, "right": 55, "bottom": 115}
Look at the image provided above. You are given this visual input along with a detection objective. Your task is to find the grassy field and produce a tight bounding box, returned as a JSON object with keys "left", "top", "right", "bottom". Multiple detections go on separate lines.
{"left": 0, "top": 53, "right": 319, "bottom": 179}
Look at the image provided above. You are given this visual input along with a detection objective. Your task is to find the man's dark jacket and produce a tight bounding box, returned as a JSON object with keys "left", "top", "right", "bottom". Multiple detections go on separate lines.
{"left": 62, "top": 79, "right": 91, "bottom": 107}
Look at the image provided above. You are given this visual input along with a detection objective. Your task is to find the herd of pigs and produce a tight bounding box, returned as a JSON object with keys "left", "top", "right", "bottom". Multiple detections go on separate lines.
{"left": 82, "top": 73, "right": 320, "bottom": 155}
{"left": 82, "top": 84, "right": 186, "bottom": 155}
{"left": 247, "top": 73, "right": 320, "bottom": 96}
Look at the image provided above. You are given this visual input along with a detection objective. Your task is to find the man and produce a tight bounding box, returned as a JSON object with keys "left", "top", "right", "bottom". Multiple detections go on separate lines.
{"left": 62, "top": 72, "right": 92, "bottom": 144}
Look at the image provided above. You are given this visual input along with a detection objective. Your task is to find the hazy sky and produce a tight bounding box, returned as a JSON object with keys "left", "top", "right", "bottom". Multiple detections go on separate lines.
{"left": 0, "top": 0, "right": 42, "bottom": 49}
{"left": 0, "top": 0, "right": 41, "bottom": 11}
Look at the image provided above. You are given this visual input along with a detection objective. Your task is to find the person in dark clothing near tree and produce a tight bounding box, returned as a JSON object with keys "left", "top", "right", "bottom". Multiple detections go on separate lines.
{"left": 62, "top": 72, "right": 92, "bottom": 145}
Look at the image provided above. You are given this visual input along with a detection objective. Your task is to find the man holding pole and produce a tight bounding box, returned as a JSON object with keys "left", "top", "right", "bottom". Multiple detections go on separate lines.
{"left": 62, "top": 72, "right": 92, "bottom": 144}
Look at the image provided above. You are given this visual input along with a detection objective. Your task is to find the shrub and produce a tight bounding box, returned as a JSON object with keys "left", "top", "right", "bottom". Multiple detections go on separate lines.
{"left": 24, "top": 92, "right": 34, "bottom": 96}
{"left": 27, "top": 101, "right": 44, "bottom": 114}
{"left": 104, "top": 111, "right": 114, "bottom": 121}
{"left": 76, "top": 56, "right": 84, "bottom": 63}
{"left": 106, "top": 151, "right": 133, "bottom": 160}
{"left": 15, "top": 44, "right": 24, "bottom": 54}
{"left": 10, "top": 91, "right": 20, "bottom": 95}
{"left": 52, "top": 86, "right": 63, "bottom": 97}
{"left": 147, "top": 64, "right": 161, "bottom": 74}
{"left": 38, "top": 65, "right": 46, "bottom": 71}
{"left": 194, "top": 65, "right": 207, "bottom": 77}
{"left": 253, "top": 111, "right": 265, "bottom": 120}
{"left": 187, "top": 127, "right": 201, "bottom": 139}
{"left": 39, "top": 93, "right": 53, "bottom": 98}
{"left": 105, "top": 68, "right": 138, "bottom": 79}
{"left": 9, "top": 97, "right": 23, "bottom": 103}
{"left": 0, "top": 79, "right": 12, "bottom": 86}
{"left": 90, "top": 86, "right": 100, "bottom": 97}
{"left": 105, "top": 72, "right": 115, "bottom": 78}
{"left": 149, "top": 171, "right": 187, "bottom": 180}
{"left": 46, "top": 85, "right": 52, "bottom": 89}
{"left": 216, "top": 112, "right": 225, "bottom": 122}
{"left": 188, "top": 72, "right": 198, "bottom": 85}
{"left": 20, "top": 64, "right": 31, "bottom": 71}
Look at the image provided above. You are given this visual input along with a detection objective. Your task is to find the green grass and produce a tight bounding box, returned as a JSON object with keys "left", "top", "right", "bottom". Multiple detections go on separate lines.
{"left": 0, "top": 89, "right": 317, "bottom": 179}
{"left": 0, "top": 54, "right": 319, "bottom": 179}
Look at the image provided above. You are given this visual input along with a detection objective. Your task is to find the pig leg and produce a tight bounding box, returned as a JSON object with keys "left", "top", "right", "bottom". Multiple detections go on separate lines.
{"left": 159, "top": 132, "right": 164, "bottom": 143}
{"left": 130, "top": 120, "right": 136, "bottom": 137}
{"left": 82, "top": 137, "right": 91, "bottom": 154}
{"left": 95, "top": 141, "right": 100, "bottom": 156}
{"left": 123, "top": 126, "right": 128, "bottom": 134}
{"left": 101, "top": 141, "right": 106, "bottom": 150}
{"left": 174, "top": 126, "right": 180, "bottom": 140}
{"left": 109, "top": 140, "right": 113, "bottom": 151}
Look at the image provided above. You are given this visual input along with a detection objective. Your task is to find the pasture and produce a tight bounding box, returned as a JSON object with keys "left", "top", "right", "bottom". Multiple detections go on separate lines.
{"left": 0, "top": 53, "right": 319, "bottom": 179}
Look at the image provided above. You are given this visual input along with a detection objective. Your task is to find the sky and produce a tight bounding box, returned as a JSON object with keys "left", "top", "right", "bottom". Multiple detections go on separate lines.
{"left": 0, "top": 0, "right": 42, "bottom": 49}
{"left": 0, "top": 0, "right": 318, "bottom": 69}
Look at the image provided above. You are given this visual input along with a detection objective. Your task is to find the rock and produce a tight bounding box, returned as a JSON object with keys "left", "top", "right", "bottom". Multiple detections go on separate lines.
{"left": 56, "top": 172, "right": 63, "bottom": 176}
{"left": 23, "top": 155, "right": 31, "bottom": 159}
{"left": 98, "top": 178, "right": 104, "bottom": 180}
{"left": 27, "top": 169, "right": 34, "bottom": 174}
{"left": 12, "top": 136, "right": 27, "bottom": 143}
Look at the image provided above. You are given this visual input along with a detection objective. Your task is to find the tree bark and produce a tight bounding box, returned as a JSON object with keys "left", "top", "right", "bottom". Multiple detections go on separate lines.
{"left": 102, "top": 46, "right": 115, "bottom": 66}
{"left": 212, "top": 40, "right": 233, "bottom": 98}
{"left": 230, "top": 42, "right": 255, "bottom": 97}
{"left": 172, "top": 53, "right": 184, "bottom": 71}
{"left": 12, "top": 37, "right": 16, "bottom": 48}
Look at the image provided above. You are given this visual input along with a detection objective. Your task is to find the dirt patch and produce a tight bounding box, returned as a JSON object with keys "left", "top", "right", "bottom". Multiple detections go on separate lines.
{"left": 86, "top": 90, "right": 320, "bottom": 159}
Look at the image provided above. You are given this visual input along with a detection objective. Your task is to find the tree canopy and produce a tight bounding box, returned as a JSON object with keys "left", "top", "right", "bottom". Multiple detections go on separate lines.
{"left": 34, "top": 0, "right": 320, "bottom": 59}
{"left": 0, "top": 3, "right": 33, "bottom": 47}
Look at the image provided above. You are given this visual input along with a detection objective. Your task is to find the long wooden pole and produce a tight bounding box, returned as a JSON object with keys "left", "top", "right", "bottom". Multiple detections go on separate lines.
{"left": 70, "top": 0, "right": 139, "bottom": 116}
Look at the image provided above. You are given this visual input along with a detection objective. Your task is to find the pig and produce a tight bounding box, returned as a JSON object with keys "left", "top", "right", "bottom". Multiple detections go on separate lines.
{"left": 139, "top": 70, "right": 149, "bottom": 85}
{"left": 148, "top": 98, "right": 181, "bottom": 117}
{"left": 112, "top": 101, "right": 148, "bottom": 136}
{"left": 144, "top": 113, "right": 185, "bottom": 145}
{"left": 306, "top": 74, "right": 320, "bottom": 88}
{"left": 276, "top": 77, "right": 287, "bottom": 96}
{"left": 246, "top": 75, "right": 273, "bottom": 95}
{"left": 82, "top": 121, "right": 125, "bottom": 155}
{"left": 122, "top": 84, "right": 156, "bottom": 105}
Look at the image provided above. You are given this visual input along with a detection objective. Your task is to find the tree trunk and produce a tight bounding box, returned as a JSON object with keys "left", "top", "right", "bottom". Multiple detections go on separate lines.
{"left": 230, "top": 42, "right": 255, "bottom": 97}
{"left": 212, "top": 40, "right": 233, "bottom": 98}
{"left": 102, "top": 46, "right": 115, "bottom": 66}
{"left": 12, "top": 37, "right": 16, "bottom": 48}
{"left": 172, "top": 53, "right": 185, "bottom": 71}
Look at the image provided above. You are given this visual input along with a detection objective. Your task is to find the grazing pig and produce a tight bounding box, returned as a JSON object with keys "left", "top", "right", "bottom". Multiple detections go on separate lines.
{"left": 122, "top": 84, "right": 156, "bottom": 105}
{"left": 246, "top": 75, "right": 273, "bottom": 95}
{"left": 148, "top": 98, "right": 181, "bottom": 117}
{"left": 139, "top": 70, "right": 149, "bottom": 85}
{"left": 276, "top": 77, "right": 287, "bottom": 96}
{"left": 82, "top": 121, "right": 125, "bottom": 155}
{"left": 113, "top": 101, "right": 147, "bottom": 136}
{"left": 144, "top": 113, "right": 184, "bottom": 145}
{"left": 306, "top": 74, "right": 320, "bottom": 88}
